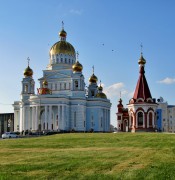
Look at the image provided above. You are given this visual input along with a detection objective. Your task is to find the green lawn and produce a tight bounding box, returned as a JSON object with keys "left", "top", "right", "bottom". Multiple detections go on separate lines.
{"left": 0, "top": 133, "right": 175, "bottom": 180}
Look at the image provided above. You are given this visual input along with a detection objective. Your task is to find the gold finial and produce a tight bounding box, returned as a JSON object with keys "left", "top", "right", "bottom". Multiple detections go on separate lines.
{"left": 62, "top": 21, "right": 64, "bottom": 30}
{"left": 100, "top": 80, "right": 101, "bottom": 86}
{"left": 27, "top": 57, "right": 30, "bottom": 66}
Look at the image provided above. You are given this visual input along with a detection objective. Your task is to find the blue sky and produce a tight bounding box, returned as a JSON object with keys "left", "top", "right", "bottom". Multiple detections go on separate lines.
{"left": 0, "top": 0, "right": 175, "bottom": 126}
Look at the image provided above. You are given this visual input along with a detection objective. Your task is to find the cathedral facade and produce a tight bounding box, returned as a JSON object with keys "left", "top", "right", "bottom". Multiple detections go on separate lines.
{"left": 13, "top": 25, "right": 111, "bottom": 133}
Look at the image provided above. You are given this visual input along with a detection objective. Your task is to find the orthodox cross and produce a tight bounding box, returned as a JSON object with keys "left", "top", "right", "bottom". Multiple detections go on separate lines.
{"left": 92, "top": 65, "right": 94, "bottom": 74}
{"left": 76, "top": 51, "right": 79, "bottom": 61}
{"left": 140, "top": 43, "right": 143, "bottom": 55}
{"left": 62, "top": 21, "right": 64, "bottom": 29}
{"left": 27, "top": 57, "right": 30, "bottom": 66}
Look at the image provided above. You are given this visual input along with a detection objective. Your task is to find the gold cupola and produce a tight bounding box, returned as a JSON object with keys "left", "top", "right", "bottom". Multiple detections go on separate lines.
{"left": 89, "top": 66, "right": 98, "bottom": 83}
{"left": 49, "top": 22, "right": 75, "bottom": 57}
{"left": 42, "top": 79, "right": 48, "bottom": 87}
{"left": 138, "top": 53, "right": 146, "bottom": 65}
{"left": 59, "top": 29, "right": 67, "bottom": 37}
{"left": 23, "top": 58, "right": 33, "bottom": 77}
{"left": 96, "top": 81, "right": 107, "bottom": 99}
{"left": 72, "top": 52, "right": 83, "bottom": 72}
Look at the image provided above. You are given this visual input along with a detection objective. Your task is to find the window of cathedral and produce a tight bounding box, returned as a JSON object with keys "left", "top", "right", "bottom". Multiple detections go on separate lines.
{"left": 69, "top": 59, "right": 70, "bottom": 64}
{"left": 64, "top": 83, "right": 66, "bottom": 90}
{"left": 56, "top": 58, "right": 59, "bottom": 63}
{"left": 91, "top": 90, "right": 94, "bottom": 97}
{"left": 101, "top": 117, "right": 103, "bottom": 127}
{"left": 75, "top": 81, "right": 78, "bottom": 90}
{"left": 84, "top": 121, "right": 85, "bottom": 128}
{"left": 61, "top": 58, "right": 63, "bottom": 63}
{"left": 51, "top": 84, "right": 53, "bottom": 90}
{"left": 65, "top": 58, "right": 67, "bottom": 63}
{"left": 69, "top": 83, "right": 71, "bottom": 89}
{"left": 55, "top": 84, "right": 57, "bottom": 90}
{"left": 24, "top": 85, "right": 28, "bottom": 93}
{"left": 138, "top": 112, "right": 143, "bottom": 126}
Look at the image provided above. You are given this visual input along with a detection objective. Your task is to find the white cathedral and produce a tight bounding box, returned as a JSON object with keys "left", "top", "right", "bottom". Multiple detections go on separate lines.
{"left": 13, "top": 25, "right": 111, "bottom": 133}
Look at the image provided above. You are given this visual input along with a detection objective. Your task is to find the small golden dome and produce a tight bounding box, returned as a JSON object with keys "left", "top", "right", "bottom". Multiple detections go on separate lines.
{"left": 50, "top": 41, "right": 75, "bottom": 56}
{"left": 98, "top": 85, "right": 103, "bottom": 91}
{"left": 59, "top": 29, "right": 67, "bottom": 37}
{"left": 24, "top": 66, "right": 33, "bottom": 77}
{"left": 96, "top": 92, "right": 107, "bottom": 99}
{"left": 138, "top": 54, "right": 146, "bottom": 65}
{"left": 43, "top": 79, "right": 48, "bottom": 86}
{"left": 72, "top": 61, "right": 83, "bottom": 72}
{"left": 89, "top": 73, "right": 98, "bottom": 83}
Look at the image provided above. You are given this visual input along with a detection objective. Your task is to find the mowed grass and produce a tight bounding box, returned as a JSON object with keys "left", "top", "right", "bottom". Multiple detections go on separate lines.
{"left": 0, "top": 133, "right": 175, "bottom": 180}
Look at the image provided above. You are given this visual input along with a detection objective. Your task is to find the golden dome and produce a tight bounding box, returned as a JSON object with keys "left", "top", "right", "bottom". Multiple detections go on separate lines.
{"left": 96, "top": 92, "right": 107, "bottom": 99}
{"left": 138, "top": 54, "right": 146, "bottom": 65}
{"left": 43, "top": 79, "right": 48, "bottom": 86}
{"left": 98, "top": 85, "right": 103, "bottom": 91}
{"left": 59, "top": 29, "right": 67, "bottom": 37}
{"left": 72, "top": 61, "right": 83, "bottom": 72}
{"left": 24, "top": 66, "right": 33, "bottom": 77}
{"left": 50, "top": 41, "right": 75, "bottom": 56}
{"left": 89, "top": 73, "right": 98, "bottom": 83}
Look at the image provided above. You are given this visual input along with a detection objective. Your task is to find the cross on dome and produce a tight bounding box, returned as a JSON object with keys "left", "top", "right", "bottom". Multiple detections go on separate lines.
{"left": 62, "top": 21, "right": 64, "bottom": 30}
{"left": 140, "top": 43, "right": 143, "bottom": 55}
{"left": 76, "top": 51, "right": 79, "bottom": 61}
{"left": 27, "top": 57, "right": 30, "bottom": 66}
{"left": 92, "top": 65, "right": 94, "bottom": 74}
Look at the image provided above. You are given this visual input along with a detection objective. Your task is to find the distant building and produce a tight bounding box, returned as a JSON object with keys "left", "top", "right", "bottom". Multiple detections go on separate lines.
{"left": 117, "top": 53, "right": 157, "bottom": 132}
{"left": 13, "top": 24, "right": 111, "bottom": 133}
{"left": 157, "top": 97, "right": 175, "bottom": 132}
{"left": 0, "top": 113, "right": 14, "bottom": 134}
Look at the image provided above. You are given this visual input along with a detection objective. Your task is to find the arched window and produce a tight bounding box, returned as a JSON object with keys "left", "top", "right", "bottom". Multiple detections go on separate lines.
{"left": 138, "top": 112, "right": 143, "bottom": 126}
{"left": 24, "top": 85, "right": 28, "bottom": 93}
{"left": 149, "top": 112, "right": 153, "bottom": 126}
{"left": 75, "top": 81, "right": 78, "bottom": 90}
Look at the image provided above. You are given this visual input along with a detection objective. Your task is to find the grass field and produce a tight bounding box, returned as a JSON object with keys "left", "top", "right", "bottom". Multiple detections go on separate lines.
{"left": 0, "top": 133, "right": 175, "bottom": 180}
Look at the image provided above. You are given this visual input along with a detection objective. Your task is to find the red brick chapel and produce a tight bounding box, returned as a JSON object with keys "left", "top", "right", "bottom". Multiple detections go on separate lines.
{"left": 117, "top": 53, "right": 157, "bottom": 132}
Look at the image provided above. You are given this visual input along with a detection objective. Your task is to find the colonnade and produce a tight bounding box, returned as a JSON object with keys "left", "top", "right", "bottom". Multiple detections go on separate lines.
{"left": 19, "top": 104, "right": 67, "bottom": 132}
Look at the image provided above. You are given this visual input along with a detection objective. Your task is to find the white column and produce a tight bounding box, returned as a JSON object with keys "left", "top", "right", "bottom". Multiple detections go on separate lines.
{"left": 147, "top": 114, "right": 149, "bottom": 128}
{"left": 19, "top": 106, "right": 23, "bottom": 132}
{"left": 62, "top": 105, "right": 64, "bottom": 130}
{"left": 143, "top": 113, "right": 145, "bottom": 128}
{"left": 35, "top": 106, "right": 38, "bottom": 131}
{"left": 45, "top": 106, "right": 47, "bottom": 130}
{"left": 28, "top": 107, "right": 31, "bottom": 130}
{"left": 57, "top": 105, "right": 60, "bottom": 130}
{"left": 32, "top": 107, "right": 35, "bottom": 130}
{"left": 153, "top": 113, "right": 155, "bottom": 128}
{"left": 49, "top": 105, "right": 52, "bottom": 130}
{"left": 135, "top": 113, "right": 138, "bottom": 128}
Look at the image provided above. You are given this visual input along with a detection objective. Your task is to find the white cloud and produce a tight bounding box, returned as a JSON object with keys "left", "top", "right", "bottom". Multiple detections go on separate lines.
{"left": 103, "top": 82, "right": 128, "bottom": 99}
{"left": 70, "top": 9, "right": 83, "bottom": 15}
{"left": 157, "top": 77, "right": 175, "bottom": 84}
